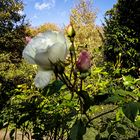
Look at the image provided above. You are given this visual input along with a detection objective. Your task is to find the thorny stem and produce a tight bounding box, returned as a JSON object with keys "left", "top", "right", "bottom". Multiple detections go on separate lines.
{"left": 70, "top": 40, "right": 76, "bottom": 80}
{"left": 63, "top": 72, "right": 73, "bottom": 87}
{"left": 58, "top": 74, "right": 71, "bottom": 90}
{"left": 70, "top": 51, "right": 74, "bottom": 80}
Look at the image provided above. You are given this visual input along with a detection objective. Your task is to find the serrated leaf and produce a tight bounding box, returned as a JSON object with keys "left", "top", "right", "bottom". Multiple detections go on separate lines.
{"left": 122, "top": 102, "right": 139, "bottom": 122}
{"left": 70, "top": 119, "right": 86, "bottom": 140}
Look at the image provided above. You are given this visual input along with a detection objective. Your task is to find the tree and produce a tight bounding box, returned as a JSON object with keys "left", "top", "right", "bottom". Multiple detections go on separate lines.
{"left": 0, "top": 0, "right": 29, "bottom": 62}
{"left": 38, "top": 23, "right": 60, "bottom": 33}
{"left": 26, "top": 23, "right": 61, "bottom": 38}
{"left": 70, "top": 0, "right": 102, "bottom": 51}
{"left": 103, "top": 0, "right": 140, "bottom": 76}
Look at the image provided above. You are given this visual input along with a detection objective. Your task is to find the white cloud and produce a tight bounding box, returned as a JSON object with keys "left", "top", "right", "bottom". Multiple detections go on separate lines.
{"left": 33, "top": 14, "right": 38, "bottom": 19}
{"left": 35, "top": 0, "right": 55, "bottom": 10}
{"left": 35, "top": 2, "right": 49, "bottom": 10}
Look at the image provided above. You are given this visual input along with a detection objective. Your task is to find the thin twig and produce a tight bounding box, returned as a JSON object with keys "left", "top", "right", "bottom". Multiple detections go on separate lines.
{"left": 86, "top": 106, "right": 119, "bottom": 127}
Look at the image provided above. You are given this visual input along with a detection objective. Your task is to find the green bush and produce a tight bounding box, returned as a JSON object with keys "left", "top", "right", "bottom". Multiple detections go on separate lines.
{"left": 103, "top": 0, "right": 140, "bottom": 76}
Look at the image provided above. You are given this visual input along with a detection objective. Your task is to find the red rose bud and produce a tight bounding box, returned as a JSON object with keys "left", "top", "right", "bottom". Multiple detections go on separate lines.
{"left": 76, "top": 50, "right": 91, "bottom": 73}
{"left": 67, "top": 24, "right": 75, "bottom": 37}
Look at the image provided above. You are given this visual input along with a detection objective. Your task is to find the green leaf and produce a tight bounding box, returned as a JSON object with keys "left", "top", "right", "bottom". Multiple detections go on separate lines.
{"left": 134, "top": 120, "right": 140, "bottom": 128}
{"left": 116, "top": 109, "right": 124, "bottom": 121}
{"left": 115, "top": 89, "right": 136, "bottom": 98}
{"left": 43, "top": 80, "right": 64, "bottom": 96}
{"left": 107, "top": 126, "right": 113, "bottom": 134}
{"left": 109, "top": 135, "right": 117, "bottom": 140}
{"left": 78, "top": 90, "right": 94, "bottom": 113}
{"left": 116, "top": 127, "right": 125, "bottom": 135}
{"left": 17, "top": 115, "right": 30, "bottom": 127}
{"left": 122, "top": 75, "right": 134, "bottom": 86}
{"left": 2, "top": 122, "right": 8, "bottom": 129}
{"left": 70, "top": 119, "right": 86, "bottom": 140}
{"left": 100, "top": 124, "right": 108, "bottom": 133}
{"left": 105, "top": 95, "right": 124, "bottom": 103}
{"left": 122, "top": 102, "right": 139, "bottom": 122}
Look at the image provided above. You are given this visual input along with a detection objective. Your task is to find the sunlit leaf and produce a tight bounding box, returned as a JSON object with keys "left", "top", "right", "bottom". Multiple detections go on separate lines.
{"left": 134, "top": 120, "right": 140, "bottom": 128}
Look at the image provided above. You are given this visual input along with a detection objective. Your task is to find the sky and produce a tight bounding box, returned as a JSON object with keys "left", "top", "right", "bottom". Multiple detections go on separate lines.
{"left": 22, "top": 0, "right": 117, "bottom": 28}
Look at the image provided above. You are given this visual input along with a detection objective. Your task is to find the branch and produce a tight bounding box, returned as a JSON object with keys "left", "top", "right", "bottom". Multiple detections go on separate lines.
{"left": 86, "top": 106, "right": 119, "bottom": 127}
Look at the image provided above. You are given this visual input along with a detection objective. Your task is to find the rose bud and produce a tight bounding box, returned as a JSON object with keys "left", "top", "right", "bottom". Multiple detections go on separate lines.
{"left": 76, "top": 50, "right": 91, "bottom": 73}
{"left": 67, "top": 24, "right": 75, "bottom": 38}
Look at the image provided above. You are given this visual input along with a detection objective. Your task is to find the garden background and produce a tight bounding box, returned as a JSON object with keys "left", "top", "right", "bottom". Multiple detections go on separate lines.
{"left": 0, "top": 0, "right": 140, "bottom": 139}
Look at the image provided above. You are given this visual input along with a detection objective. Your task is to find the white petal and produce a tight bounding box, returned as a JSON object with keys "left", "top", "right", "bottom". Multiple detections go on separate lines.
{"left": 22, "top": 31, "right": 57, "bottom": 64}
{"left": 34, "top": 70, "right": 53, "bottom": 88}
{"left": 22, "top": 52, "right": 36, "bottom": 64}
{"left": 65, "top": 37, "right": 71, "bottom": 49}
{"left": 56, "top": 32, "right": 66, "bottom": 44}
{"left": 43, "top": 30, "right": 57, "bottom": 42}
{"left": 34, "top": 51, "right": 52, "bottom": 70}
{"left": 47, "top": 42, "right": 67, "bottom": 63}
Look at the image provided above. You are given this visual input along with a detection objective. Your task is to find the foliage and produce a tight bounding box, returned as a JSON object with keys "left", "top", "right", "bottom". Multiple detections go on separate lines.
{"left": 103, "top": 0, "right": 140, "bottom": 76}
{"left": 0, "top": 0, "right": 29, "bottom": 62}
{"left": 0, "top": 0, "right": 140, "bottom": 140}
{"left": 38, "top": 23, "right": 60, "bottom": 33}
{"left": 0, "top": 52, "right": 36, "bottom": 111}
{"left": 26, "top": 23, "right": 60, "bottom": 37}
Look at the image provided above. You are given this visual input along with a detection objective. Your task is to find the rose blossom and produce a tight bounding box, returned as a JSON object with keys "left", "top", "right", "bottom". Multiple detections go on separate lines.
{"left": 23, "top": 31, "right": 69, "bottom": 88}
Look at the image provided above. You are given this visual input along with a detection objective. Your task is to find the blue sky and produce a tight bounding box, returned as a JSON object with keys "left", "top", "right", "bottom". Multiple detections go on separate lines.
{"left": 23, "top": 0, "right": 117, "bottom": 27}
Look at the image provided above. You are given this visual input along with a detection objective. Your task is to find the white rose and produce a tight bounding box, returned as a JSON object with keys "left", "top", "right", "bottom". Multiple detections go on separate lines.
{"left": 23, "top": 31, "right": 68, "bottom": 88}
